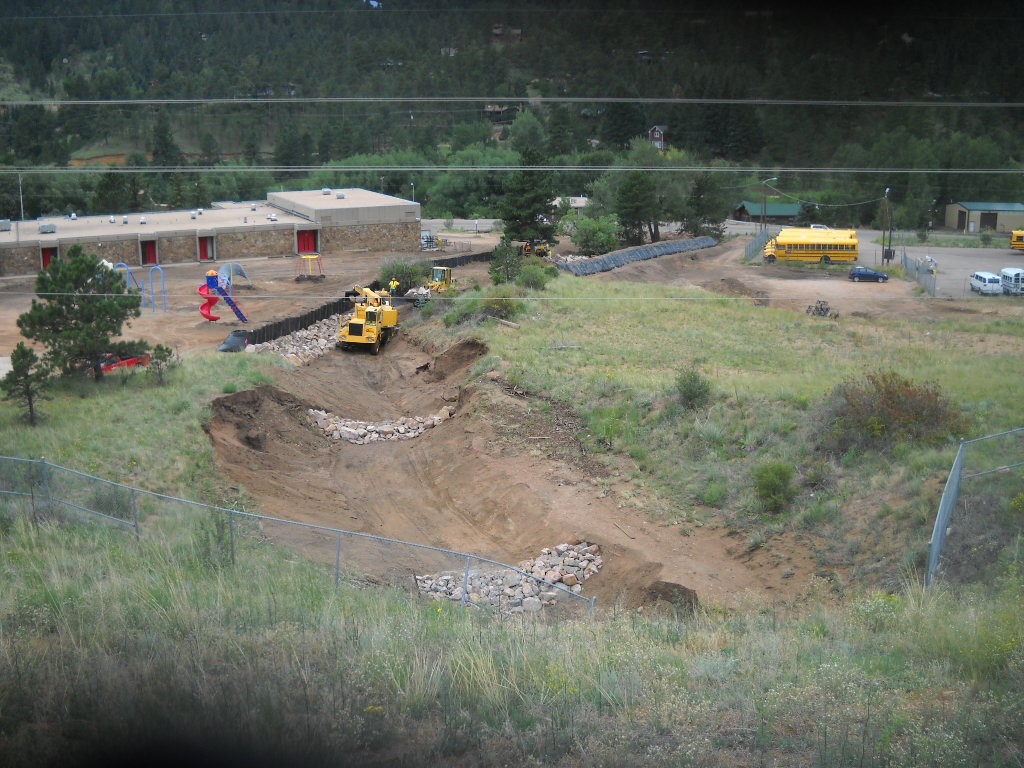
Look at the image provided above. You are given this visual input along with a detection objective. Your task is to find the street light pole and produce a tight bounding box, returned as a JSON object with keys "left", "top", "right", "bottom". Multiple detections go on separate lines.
{"left": 759, "top": 177, "right": 778, "bottom": 232}
{"left": 410, "top": 181, "right": 415, "bottom": 202}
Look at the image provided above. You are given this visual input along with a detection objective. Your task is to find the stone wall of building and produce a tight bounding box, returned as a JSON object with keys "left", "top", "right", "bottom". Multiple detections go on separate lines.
{"left": 216, "top": 228, "right": 295, "bottom": 261}
{"left": 156, "top": 234, "right": 199, "bottom": 265}
{"left": 0, "top": 244, "right": 42, "bottom": 276}
{"left": 0, "top": 221, "right": 418, "bottom": 277}
{"left": 84, "top": 239, "right": 140, "bottom": 266}
{"left": 320, "top": 222, "right": 418, "bottom": 254}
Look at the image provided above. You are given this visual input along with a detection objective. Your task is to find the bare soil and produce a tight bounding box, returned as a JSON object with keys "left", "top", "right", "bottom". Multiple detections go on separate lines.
{"left": 1, "top": 235, "right": 1002, "bottom": 609}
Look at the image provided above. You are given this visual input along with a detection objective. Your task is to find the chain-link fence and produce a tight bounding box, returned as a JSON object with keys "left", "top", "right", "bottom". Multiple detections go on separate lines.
{"left": 926, "top": 428, "right": 1024, "bottom": 586}
{"left": 901, "top": 250, "right": 937, "bottom": 296}
{"left": 743, "top": 229, "right": 776, "bottom": 263}
{"left": 0, "top": 456, "right": 596, "bottom": 617}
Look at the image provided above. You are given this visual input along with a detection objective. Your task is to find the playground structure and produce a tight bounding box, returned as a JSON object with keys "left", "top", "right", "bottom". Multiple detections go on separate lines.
{"left": 114, "top": 262, "right": 167, "bottom": 312}
{"left": 199, "top": 268, "right": 248, "bottom": 323}
{"left": 295, "top": 252, "right": 326, "bottom": 281}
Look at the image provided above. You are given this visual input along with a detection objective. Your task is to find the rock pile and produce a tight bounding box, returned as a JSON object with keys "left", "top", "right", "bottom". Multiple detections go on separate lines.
{"left": 307, "top": 406, "right": 456, "bottom": 444}
{"left": 247, "top": 315, "right": 341, "bottom": 365}
{"left": 415, "top": 542, "right": 602, "bottom": 612}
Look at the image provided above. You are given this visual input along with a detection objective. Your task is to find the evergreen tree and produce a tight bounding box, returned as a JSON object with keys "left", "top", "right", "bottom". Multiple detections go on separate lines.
{"left": 16, "top": 245, "right": 143, "bottom": 380}
{"left": 150, "top": 110, "right": 183, "bottom": 167}
{"left": 681, "top": 173, "right": 728, "bottom": 239}
{"left": 1, "top": 342, "right": 50, "bottom": 426}
{"left": 91, "top": 172, "right": 134, "bottom": 215}
{"left": 496, "top": 148, "right": 557, "bottom": 245}
{"left": 488, "top": 239, "right": 524, "bottom": 285}
{"left": 615, "top": 171, "right": 659, "bottom": 246}
{"left": 199, "top": 132, "right": 221, "bottom": 166}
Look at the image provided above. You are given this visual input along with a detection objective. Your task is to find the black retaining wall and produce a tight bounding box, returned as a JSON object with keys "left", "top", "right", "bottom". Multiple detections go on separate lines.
{"left": 557, "top": 237, "right": 717, "bottom": 276}
{"left": 239, "top": 250, "right": 494, "bottom": 346}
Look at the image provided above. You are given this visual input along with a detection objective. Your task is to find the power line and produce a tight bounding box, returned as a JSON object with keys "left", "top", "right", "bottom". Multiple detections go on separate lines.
{"left": 1, "top": 165, "right": 1018, "bottom": 176}
{"left": 4, "top": 96, "right": 1024, "bottom": 108}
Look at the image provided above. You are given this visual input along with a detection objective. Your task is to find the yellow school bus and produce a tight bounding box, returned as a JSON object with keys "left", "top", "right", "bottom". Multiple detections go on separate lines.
{"left": 763, "top": 228, "right": 859, "bottom": 264}
{"left": 1011, "top": 230, "right": 1024, "bottom": 251}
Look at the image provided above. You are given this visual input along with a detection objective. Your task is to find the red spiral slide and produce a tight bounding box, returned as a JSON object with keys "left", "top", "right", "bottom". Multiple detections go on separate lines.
{"left": 198, "top": 284, "right": 221, "bottom": 321}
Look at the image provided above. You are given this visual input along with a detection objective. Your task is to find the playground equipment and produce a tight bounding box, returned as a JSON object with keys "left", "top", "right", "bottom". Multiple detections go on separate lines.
{"left": 218, "top": 262, "right": 252, "bottom": 289}
{"left": 199, "top": 269, "right": 248, "bottom": 323}
{"left": 113, "top": 262, "right": 167, "bottom": 312}
{"left": 295, "top": 252, "right": 326, "bottom": 281}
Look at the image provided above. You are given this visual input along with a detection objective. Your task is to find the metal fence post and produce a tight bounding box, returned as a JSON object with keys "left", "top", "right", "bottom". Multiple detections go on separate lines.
{"left": 462, "top": 555, "right": 472, "bottom": 606}
{"left": 130, "top": 486, "right": 141, "bottom": 541}
{"left": 334, "top": 532, "right": 342, "bottom": 587}
{"left": 228, "top": 507, "right": 236, "bottom": 566}
{"left": 39, "top": 456, "right": 51, "bottom": 522}
{"left": 926, "top": 439, "right": 965, "bottom": 587}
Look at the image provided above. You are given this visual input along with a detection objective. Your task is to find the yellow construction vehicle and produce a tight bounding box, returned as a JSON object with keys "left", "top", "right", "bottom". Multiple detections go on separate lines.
{"left": 426, "top": 265, "right": 457, "bottom": 293}
{"left": 336, "top": 285, "right": 399, "bottom": 354}
{"left": 520, "top": 240, "right": 552, "bottom": 258}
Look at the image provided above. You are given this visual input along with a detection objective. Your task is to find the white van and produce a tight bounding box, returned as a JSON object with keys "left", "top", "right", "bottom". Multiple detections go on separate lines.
{"left": 1001, "top": 267, "right": 1024, "bottom": 296}
{"left": 970, "top": 271, "right": 1002, "bottom": 295}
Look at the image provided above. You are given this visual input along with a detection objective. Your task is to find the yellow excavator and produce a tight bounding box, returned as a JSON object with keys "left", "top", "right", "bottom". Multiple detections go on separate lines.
{"left": 336, "top": 285, "right": 399, "bottom": 354}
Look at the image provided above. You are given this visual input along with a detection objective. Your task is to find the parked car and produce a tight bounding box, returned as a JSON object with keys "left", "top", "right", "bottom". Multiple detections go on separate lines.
{"left": 848, "top": 266, "right": 889, "bottom": 283}
{"left": 98, "top": 352, "right": 150, "bottom": 373}
{"left": 970, "top": 271, "right": 1002, "bottom": 295}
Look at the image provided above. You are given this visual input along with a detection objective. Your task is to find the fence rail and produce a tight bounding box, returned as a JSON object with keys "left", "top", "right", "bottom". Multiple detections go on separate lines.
{"left": 926, "top": 427, "right": 1024, "bottom": 586}
{"left": 0, "top": 456, "right": 595, "bottom": 616}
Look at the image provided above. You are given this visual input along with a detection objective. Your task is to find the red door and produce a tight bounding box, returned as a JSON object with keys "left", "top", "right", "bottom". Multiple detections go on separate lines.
{"left": 297, "top": 230, "right": 317, "bottom": 253}
{"left": 141, "top": 241, "right": 157, "bottom": 265}
{"left": 41, "top": 247, "right": 57, "bottom": 269}
{"left": 198, "top": 236, "right": 212, "bottom": 261}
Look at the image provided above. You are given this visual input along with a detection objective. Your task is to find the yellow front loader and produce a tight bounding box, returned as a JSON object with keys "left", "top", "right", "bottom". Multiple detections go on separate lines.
{"left": 336, "top": 285, "right": 399, "bottom": 354}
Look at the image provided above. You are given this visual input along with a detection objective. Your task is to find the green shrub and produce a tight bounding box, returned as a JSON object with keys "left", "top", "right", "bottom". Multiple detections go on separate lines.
{"left": 480, "top": 287, "right": 526, "bottom": 320}
{"left": 980, "top": 231, "right": 993, "bottom": 247}
{"left": 752, "top": 460, "right": 796, "bottom": 513}
{"left": 818, "top": 369, "right": 968, "bottom": 456}
{"left": 516, "top": 264, "right": 552, "bottom": 290}
{"left": 699, "top": 478, "right": 728, "bottom": 507}
{"left": 675, "top": 365, "right": 712, "bottom": 410}
{"left": 378, "top": 261, "right": 431, "bottom": 293}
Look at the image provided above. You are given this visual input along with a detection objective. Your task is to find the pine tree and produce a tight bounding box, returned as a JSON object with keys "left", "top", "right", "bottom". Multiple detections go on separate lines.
{"left": 1, "top": 342, "right": 50, "bottom": 426}
{"left": 496, "top": 148, "right": 556, "bottom": 245}
{"left": 16, "top": 245, "right": 143, "bottom": 380}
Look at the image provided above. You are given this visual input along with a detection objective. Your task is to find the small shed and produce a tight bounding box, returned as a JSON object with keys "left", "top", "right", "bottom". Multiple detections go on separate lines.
{"left": 944, "top": 202, "right": 1024, "bottom": 234}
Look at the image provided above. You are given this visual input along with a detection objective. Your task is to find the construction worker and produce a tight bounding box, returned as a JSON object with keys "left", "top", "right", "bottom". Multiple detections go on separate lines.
{"left": 388, "top": 276, "right": 400, "bottom": 295}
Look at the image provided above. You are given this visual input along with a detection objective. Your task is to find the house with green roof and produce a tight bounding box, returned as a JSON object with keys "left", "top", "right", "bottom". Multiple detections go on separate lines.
{"left": 944, "top": 201, "right": 1024, "bottom": 234}
{"left": 732, "top": 200, "right": 801, "bottom": 225}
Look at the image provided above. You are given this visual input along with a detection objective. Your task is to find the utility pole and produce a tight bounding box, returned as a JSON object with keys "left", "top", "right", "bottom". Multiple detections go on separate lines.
{"left": 884, "top": 187, "right": 894, "bottom": 262}
{"left": 759, "top": 177, "right": 778, "bottom": 232}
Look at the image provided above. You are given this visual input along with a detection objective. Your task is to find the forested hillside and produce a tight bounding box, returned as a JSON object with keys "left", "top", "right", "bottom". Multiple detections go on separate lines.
{"left": 1, "top": 1, "right": 1022, "bottom": 227}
